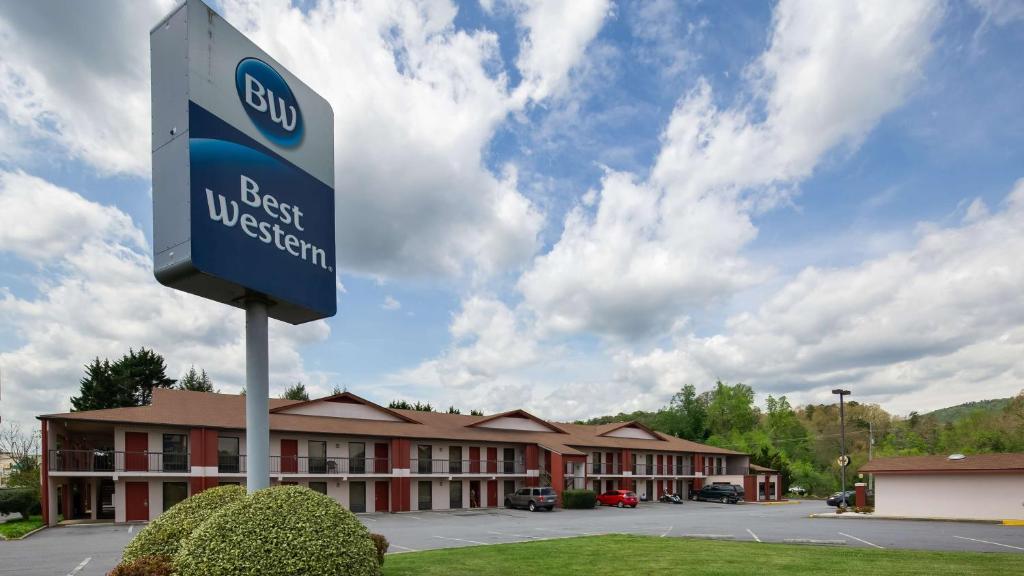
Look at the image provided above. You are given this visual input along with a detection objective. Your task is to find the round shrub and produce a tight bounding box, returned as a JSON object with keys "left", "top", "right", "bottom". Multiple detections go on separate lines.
{"left": 121, "top": 484, "right": 246, "bottom": 563}
{"left": 562, "top": 489, "right": 597, "bottom": 509}
{"left": 0, "top": 488, "right": 37, "bottom": 520}
{"left": 175, "top": 485, "right": 379, "bottom": 576}
{"left": 108, "top": 555, "right": 174, "bottom": 576}
{"left": 369, "top": 533, "right": 389, "bottom": 566}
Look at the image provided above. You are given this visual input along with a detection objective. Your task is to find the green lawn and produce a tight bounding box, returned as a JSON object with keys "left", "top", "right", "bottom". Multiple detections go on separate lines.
{"left": 0, "top": 515, "right": 44, "bottom": 540}
{"left": 382, "top": 534, "right": 1021, "bottom": 576}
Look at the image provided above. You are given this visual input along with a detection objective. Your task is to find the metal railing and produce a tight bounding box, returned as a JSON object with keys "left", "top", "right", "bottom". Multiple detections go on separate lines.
{"left": 48, "top": 450, "right": 190, "bottom": 473}
{"left": 217, "top": 454, "right": 246, "bottom": 474}
{"left": 270, "top": 456, "right": 390, "bottom": 475}
{"left": 410, "top": 459, "right": 525, "bottom": 475}
{"left": 589, "top": 463, "right": 622, "bottom": 475}
{"left": 703, "top": 465, "right": 729, "bottom": 476}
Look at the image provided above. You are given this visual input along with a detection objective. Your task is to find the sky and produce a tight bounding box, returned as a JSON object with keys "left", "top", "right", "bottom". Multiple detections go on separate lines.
{"left": 1, "top": 0, "right": 1023, "bottom": 432}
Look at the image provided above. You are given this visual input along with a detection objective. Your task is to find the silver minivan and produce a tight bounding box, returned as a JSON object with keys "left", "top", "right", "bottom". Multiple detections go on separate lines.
{"left": 505, "top": 487, "right": 557, "bottom": 511}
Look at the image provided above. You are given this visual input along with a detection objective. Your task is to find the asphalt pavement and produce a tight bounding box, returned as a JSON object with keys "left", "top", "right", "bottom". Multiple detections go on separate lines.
{"left": 2, "top": 500, "right": 1022, "bottom": 575}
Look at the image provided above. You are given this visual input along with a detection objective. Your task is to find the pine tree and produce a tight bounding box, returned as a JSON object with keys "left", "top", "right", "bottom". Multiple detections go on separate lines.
{"left": 282, "top": 382, "right": 310, "bottom": 401}
{"left": 179, "top": 365, "right": 215, "bottom": 392}
{"left": 70, "top": 349, "right": 176, "bottom": 411}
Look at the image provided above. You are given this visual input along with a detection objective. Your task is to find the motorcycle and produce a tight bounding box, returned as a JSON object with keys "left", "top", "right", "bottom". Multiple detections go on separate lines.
{"left": 658, "top": 493, "right": 684, "bottom": 504}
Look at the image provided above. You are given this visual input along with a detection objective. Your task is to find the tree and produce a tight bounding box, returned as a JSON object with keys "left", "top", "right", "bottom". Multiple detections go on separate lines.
{"left": 179, "top": 365, "right": 214, "bottom": 392}
{"left": 281, "top": 382, "right": 310, "bottom": 401}
{"left": 388, "top": 400, "right": 413, "bottom": 410}
{"left": 331, "top": 385, "right": 346, "bottom": 395}
{"left": 447, "top": 406, "right": 461, "bottom": 414}
{"left": 705, "top": 381, "right": 759, "bottom": 436}
{"left": 70, "top": 348, "right": 175, "bottom": 411}
{"left": 469, "top": 409, "right": 484, "bottom": 416}
{"left": 668, "top": 384, "right": 708, "bottom": 440}
{"left": 0, "top": 423, "right": 41, "bottom": 492}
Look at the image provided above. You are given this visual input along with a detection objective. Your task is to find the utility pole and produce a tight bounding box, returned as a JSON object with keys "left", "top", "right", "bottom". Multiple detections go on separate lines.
{"left": 832, "top": 389, "right": 851, "bottom": 505}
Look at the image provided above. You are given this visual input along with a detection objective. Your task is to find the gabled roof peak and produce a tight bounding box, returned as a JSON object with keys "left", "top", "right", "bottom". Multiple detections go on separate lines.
{"left": 270, "top": 391, "right": 421, "bottom": 424}
{"left": 467, "top": 409, "right": 568, "bottom": 434}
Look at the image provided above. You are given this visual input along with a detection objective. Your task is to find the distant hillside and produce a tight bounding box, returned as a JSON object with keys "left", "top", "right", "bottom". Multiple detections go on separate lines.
{"left": 923, "top": 398, "right": 1011, "bottom": 424}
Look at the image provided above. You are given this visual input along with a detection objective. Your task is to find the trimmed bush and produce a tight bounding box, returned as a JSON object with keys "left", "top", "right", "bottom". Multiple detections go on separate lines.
{"left": 370, "top": 533, "right": 389, "bottom": 566}
{"left": 175, "top": 485, "right": 379, "bottom": 576}
{"left": 121, "top": 484, "right": 246, "bottom": 563}
{"left": 107, "top": 555, "right": 174, "bottom": 576}
{"left": 562, "top": 489, "right": 597, "bottom": 509}
{"left": 0, "top": 488, "right": 37, "bottom": 520}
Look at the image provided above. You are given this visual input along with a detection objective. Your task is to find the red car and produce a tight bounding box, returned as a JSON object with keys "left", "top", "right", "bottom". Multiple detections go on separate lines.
{"left": 597, "top": 490, "right": 638, "bottom": 508}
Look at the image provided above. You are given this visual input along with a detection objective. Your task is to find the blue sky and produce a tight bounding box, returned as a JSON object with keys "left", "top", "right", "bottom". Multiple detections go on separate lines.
{"left": 1, "top": 0, "right": 1023, "bottom": 431}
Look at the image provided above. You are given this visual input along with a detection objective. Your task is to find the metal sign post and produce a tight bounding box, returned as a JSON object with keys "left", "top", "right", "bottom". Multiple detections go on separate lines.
{"left": 151, "top": 0, "right": 335, "bottom": 493}
{"left": 245, "top": 299, "right": 270, "bottom": 491}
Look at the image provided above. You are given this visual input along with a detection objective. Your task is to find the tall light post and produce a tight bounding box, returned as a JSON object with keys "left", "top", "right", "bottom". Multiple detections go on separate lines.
{"left": 832, "top": 389, "right": 851, "bottom": 505}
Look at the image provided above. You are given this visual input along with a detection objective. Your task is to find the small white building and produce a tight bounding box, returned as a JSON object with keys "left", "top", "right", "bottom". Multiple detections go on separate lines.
{"left": 860, "top": 453, "right": 1024, "bottom": 521}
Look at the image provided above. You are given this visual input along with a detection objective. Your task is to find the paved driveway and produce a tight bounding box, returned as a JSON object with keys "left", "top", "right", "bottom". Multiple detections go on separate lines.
{"left": 3, "top": 501, "right": 1022, "bottom": 575}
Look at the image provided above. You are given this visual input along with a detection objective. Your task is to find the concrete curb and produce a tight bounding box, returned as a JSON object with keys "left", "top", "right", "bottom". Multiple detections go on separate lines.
{"left": 748, "top": 500, "right": 801, "bottom": 506}
{"left": 808, "top": 512, "right": 1006, "bottom": 525}
{"left": 0, "top": 524, "right": 47, "bottom": 541}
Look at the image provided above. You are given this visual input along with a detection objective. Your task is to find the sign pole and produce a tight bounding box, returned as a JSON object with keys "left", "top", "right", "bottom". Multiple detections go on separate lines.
{"left": 245, "top": 298, "right": 270, "bottom": 492}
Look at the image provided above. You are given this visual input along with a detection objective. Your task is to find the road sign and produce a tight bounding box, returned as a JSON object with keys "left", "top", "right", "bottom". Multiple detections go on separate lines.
{"left": 837, "top": 455, "right": 850, "bottom": 467}
{"left": 151, "top": 0, "right": 335, "bottom": 325}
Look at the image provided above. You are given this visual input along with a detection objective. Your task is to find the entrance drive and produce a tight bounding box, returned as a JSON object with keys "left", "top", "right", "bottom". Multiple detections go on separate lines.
{"left": 125, "top": 482, "right": 149, "bottom": 521}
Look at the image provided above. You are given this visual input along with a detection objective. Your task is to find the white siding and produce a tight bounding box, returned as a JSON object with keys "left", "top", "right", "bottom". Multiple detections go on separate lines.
{"left": 279, "top": 401, "right": 403, "bottom": 421}
{"left": 476, "top": 416, "right": 552, "bottom": 432}
{"left": 875, "top": 473, "right": 1024, "bottom": 520}
{"left": 605, "top": 427, "right": 658, "bottom": 440}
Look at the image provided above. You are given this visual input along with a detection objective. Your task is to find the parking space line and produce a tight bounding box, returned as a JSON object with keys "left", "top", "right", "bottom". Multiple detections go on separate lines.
{"left": 953, "top": 535, "right": 1024, "bottom": 551}
{"left": 487, "top": 530, "right": 539, "bottom": 539}
{"left": 67, "top": 557, "right": 91, "bottom": 576}
{"left": 389, "top": 544, "right": 418, "bottom": 552}
{"left": 839, "top": 532, "right": 883, "bottom": 549}
{"left": 660, "top": 526, "right": 673, "bottom": 538}
{"left": 434, "top": 535, "right": 489, "bottom": 546}
{"left": 406, "top": 515, "right": 423, "bottom": 521}
{"left": 127, "top": 525, "right": 133, "bottom": 534}
{"left": 746, "top": 528, "right": 761, "bottom": 542}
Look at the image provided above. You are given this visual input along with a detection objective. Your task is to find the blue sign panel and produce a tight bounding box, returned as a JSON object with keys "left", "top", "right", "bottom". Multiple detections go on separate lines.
{"left": 235, "top": 58, "right": 304, "bottom": 148}
{"left": 189, "top": 102, "right": 335, "bottom": 318}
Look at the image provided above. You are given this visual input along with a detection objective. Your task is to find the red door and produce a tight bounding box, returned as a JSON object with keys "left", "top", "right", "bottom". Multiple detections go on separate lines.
{"left": 374, "top": 481, "right": 389, "bottom": 512}
{"left": 469, "top": 447, "right": 480, "bottom": 473}
{"left": 125, "top": 482, "right": 149, "bottom": 521}
{"left": 487, "top": 480, "right": 497, "bottom": 507}
{"left": 280, "top": 439, "right": 298, "bottom": 473}
{"left": 486, "top": 447, "right": 497, "bottom": 473}
{"left": 374, "top": 443, "right": 389, "bottom": 474}
{"left": 125, "top": 432, "right": 148, "bottom": 472}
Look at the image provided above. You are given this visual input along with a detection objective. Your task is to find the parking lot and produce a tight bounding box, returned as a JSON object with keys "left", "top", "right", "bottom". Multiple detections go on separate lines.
{"left": 2, "top": 501, "right": 1022, "bottom": 575}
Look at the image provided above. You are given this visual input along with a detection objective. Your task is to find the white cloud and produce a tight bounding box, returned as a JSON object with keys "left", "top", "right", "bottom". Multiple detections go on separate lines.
{"left": 382, "top": 295, "right": 402, "bottom": 311}
{"left": 519, "top": 0, "right": 943, "bottom": 339}
{"left": 509, "top": 0, "right": 612, "bottom": 104}
{"left": 0, "top": 171, "right": 329, "bottom": 430}
{"left": 621, "top": 180, "right": 1024, "bottom": 414}
{"left": 970, "top": 0, "right": 1024, "bottom": 25}
{"left": 0, "top": 1, "right": 175, "bottom": 176}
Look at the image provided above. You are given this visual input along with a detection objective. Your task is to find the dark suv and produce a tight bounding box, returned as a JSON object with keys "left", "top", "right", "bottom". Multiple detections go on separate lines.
{"left": 506, "top": 487, "right": 557, "bottom": 511}
{"left": 694, "top": 484, "right": 744, "bottom": 504}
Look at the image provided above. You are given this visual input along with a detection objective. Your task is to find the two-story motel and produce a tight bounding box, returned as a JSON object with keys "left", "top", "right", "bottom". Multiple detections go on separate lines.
{"left": 38, "top": 389, "right": 782, "bottom": 524}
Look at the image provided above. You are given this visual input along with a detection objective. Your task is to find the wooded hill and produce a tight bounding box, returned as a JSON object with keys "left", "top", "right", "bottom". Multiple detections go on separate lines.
{"left": 575, "top": 383, "right": 1024, "bottom": 496}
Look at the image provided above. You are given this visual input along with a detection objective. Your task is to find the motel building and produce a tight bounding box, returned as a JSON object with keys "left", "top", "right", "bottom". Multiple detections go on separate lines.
{"left": 38, "top": 389, "right": 781, "bottom": 525}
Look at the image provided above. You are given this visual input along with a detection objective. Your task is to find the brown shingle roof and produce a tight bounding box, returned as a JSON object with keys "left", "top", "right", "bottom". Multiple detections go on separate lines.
{"left": 39, "top": 389, "right": 742, "bottom": 456}
{"left": 859, "top": 453, "right": 1024, "bottom": 473}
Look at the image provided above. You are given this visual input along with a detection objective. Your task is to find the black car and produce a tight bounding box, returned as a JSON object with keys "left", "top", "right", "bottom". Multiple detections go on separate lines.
{"left": 826, "top": 490, "right": 856, "bottom": 507}
{"left": 693, "top": 484, "right": 744, "bottom": 504}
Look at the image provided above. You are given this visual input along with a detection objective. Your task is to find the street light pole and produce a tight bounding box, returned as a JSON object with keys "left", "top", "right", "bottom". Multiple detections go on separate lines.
{"left": 832, "top": 389, "right": 851, "bottom": 505}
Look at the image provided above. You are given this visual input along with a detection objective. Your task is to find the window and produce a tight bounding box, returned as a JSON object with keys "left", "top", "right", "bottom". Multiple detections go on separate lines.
{"left": 162, "top": 434, "right": 188, "bottom": 472}
{"left": 349, "top": 442, "right": 365, "bottom": 474}
{"left": 350, "top": 482, "right": 366, "bottom": 513}
{"left": 449, "top": 480, "right": 463, "bottom": 509}
{"left": 503, "top": 480, "right": 515, "bottom": 501}
{"left": 218, "top": 437, "right": 240, "bottom": 473}
{"left": 309, "top": 441, "right": 327, "bottom": 474}
{"left": 503, "top": 448, "right": 515, "bottom": 474}
{"left": 417, "top": 445, "right": 432, "bottom": 474}
{"left": 309, "top": 482, "right": 327, "bottom": 495}
{"left": 418, "top": 481, "right": 432, "bottom": 510}
{"left": 592, "top": 452, "right": 601, "bottom": 474}
{"left": 449, "top": 446, "right": 462, "bottom": 474}
{"left": 163, "top": 482, "right": 188, "bottom": 512}
{"left": 516, "top": 488, "right": 530, "bottom": 496}
{"left": 539, "top": 487, "right": 555, "bottom": 495}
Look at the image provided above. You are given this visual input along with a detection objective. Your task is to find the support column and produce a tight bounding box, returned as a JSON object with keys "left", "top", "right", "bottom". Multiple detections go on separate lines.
{"left": 245, "top": 299, "right": 270, "bottom": 492}
{"left": 620, "top": 449, "right": 632, "bottom": 491}
{"left": 550, "top": 452, "right": 564, "bottom": 507}
{"left": 854, "top": 482, "right": 866, "bottom": 508}
{"left": 41, "top": 420, "right": 51, "bottom": 525}
{"left": 190, "top": 428, "right": 220, "bottom": 494}
{"left": 389, "top": 438, "right": 410, "bottom": 512}
{"left": 525, "top": 444, "right": 540, "bottom": 487}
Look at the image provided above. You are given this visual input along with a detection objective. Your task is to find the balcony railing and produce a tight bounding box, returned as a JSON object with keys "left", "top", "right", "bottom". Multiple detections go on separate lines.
{"left": 411, "top": 459, "right": 525, "bottom": 475}
{"left": 703, "top": 465, "right": 729, "bottom": 476}
{"left": 217, "top": 454, "right": 246, "bottom": 474}
{"left": 589, "top": 463, "right": 622, "bottom": 475}
{"left": 48, "top": 450, "right": 189, "bottom": 473}
{"left": 269, "top": 456, "right": 390, "bottom": 475}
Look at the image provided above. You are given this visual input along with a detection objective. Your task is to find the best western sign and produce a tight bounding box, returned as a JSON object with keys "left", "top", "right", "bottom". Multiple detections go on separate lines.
{"left": 151, "top": 0, "right": 335, "bottom": 324}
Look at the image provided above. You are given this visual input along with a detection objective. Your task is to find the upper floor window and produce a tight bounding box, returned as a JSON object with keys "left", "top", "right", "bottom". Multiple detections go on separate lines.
{"left": 163, "top": 434, "right": 188, "bottom": 472}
